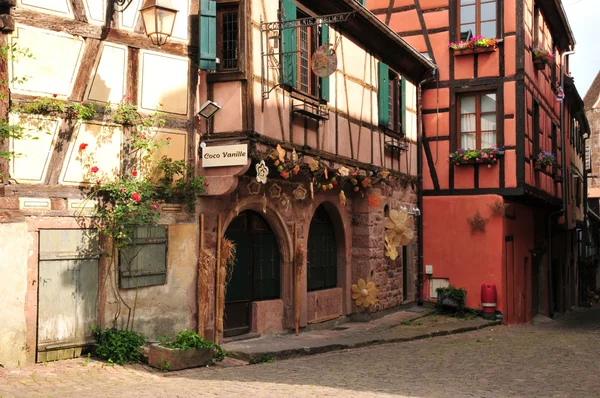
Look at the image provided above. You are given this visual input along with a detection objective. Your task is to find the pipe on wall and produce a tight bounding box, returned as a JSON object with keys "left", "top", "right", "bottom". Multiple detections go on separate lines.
{"left": 416, "top": 67, "right": 437, "bottom": 305}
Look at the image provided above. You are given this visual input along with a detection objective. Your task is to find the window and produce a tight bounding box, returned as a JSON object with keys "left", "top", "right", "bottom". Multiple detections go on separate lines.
{"left": 459, "top": 0, "right": 497, "bottom": 41}
{"left": 217, "top": 5, "right": 239, "bottom": 70}
{"left": 297, "top": 10, "right": 318, "bottom": 95}
{"left": 534, "top": 5, "right": 543, "bottom": 48}
{"left": 307, "top": 205, "right": 337, "bottom": 292}
{"left": 388, "top": 73, "right": 403, "bottom": 133}
{"left": 119, "top": 226, "right": 168, "bottom": 288}
{"left": 533, "top": 101, "right": 540, "bottom": 155}
{"left": 459, "top": 92, "right": 497, "bottom": 149}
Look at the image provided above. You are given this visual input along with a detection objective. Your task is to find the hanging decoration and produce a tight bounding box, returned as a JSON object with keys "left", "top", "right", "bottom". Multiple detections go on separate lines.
{"left": 351, "top": 278, "right": 379, "bottom": 308}
{"left": 234, "top": 194, "right": 241, "bottom": 216}
{"left": 247, "top": 180, "right": 261, "bottom": 195}
{"left": 311, "top": 43, "right": 338, "bottom": 78}
{"left": 262, "top": 194, "right": 267, "bottom": 214}
{"left": 269, "top": 183, "right": 282, "bottom": 198}
{"left": 294, "top": 185, "right": 307, "bottom": 201}
{"left": 339, "top": 190, "right": 347, "bottom": 207}
{"left": 250, "top": 144, "right": 415, "bottom": 204}
{"left": 384, "top": 209, "right": 414, "bottom": 260}
{"left": 256, "top": 160, "right": 269, "bottom": 184}
{"left": 468, "top": 210, "right": 487, "bottom": 232}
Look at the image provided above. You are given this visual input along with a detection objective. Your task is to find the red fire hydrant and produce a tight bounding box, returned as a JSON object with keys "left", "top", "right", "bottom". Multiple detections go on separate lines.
{"left": 481, "top": 283, "right": 497, "bottom": 320}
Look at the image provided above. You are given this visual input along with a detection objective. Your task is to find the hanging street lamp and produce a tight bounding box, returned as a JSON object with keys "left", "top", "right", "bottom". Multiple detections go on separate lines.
{"left": 139, "top": 0, "right": 179, "bottom": 47}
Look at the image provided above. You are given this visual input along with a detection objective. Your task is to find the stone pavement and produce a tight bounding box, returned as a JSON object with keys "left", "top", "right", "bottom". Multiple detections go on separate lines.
{"left": 1, "top": 305, "right": 600, "bottom": 397}
{"left": 222, "top": 308, "right": 496, "bottom": 363}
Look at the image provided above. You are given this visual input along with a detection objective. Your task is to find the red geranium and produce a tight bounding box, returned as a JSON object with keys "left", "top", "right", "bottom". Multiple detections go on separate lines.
{"left": 90, "top": 166, "right": 99, "bottom": 173}
{"left": 79, "top": 143, "right": 88, "bottom": 151}
{"left": 132, "top": 170, "right": 138, "bottom": 177}
{"left": 131, "top": 192, "right": 141, "bottom": 203}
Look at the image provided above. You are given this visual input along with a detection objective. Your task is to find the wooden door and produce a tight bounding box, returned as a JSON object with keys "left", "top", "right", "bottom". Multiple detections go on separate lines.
{"left": 224, "top": 211, "right": 280, "bottom": 337}
{"left": 37, "top": 229, "right": 99, "bottom": 362}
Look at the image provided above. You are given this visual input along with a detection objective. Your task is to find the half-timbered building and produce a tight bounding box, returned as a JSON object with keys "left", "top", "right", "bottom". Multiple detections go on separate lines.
{"left": 0, "top": 0, "right": 434, "bottom": 366}
{"left": 368, "top": 0, "right": 589, "bottom": 324}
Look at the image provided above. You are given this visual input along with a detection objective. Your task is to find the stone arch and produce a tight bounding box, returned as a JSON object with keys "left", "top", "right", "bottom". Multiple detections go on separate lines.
{"left": 222, "top": 195, "right": 294, "bottom": 328}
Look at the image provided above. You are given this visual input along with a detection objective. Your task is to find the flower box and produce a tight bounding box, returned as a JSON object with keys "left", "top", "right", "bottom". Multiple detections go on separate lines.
{"left": 450, "top": 146, "right": 504, "bottom": 166}
{"left": 534, "top": 161, "right": 546, "bottom": 171}
{"left": 145, "top": 343, "right": 217, "bottom": 371}
{"left": 453, "top": 46, "right": 497, "bottom": 56}
{"left": 533, "top": 58, "right": 546, "bottom": 71}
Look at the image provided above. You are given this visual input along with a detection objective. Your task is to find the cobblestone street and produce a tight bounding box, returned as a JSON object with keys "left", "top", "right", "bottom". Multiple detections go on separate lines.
{"left": 1, "top": 306, "right": 599, "bottom": 398}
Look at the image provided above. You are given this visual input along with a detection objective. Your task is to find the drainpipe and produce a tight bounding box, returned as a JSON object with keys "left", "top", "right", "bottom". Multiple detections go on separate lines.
{"left": 416, "top": 67, "right": 437, "bottom": 305}
{"left": 548, "top": 49, "right": 575, "bottom": 317}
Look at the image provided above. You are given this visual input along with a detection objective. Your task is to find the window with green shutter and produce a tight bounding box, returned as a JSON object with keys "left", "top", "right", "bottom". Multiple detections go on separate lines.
{"left": 119, "top": 226, "right": 168, "bottom": 289}
{"left": 199, "top": 0, "right": 217, "bottom": 71}
{"left": 281, "top": 0, "right": 297, "bottom": 87}
{"left": 378, "top": 62, "right": 390, "bottom": 127}
{"left": 320, "top": 24, "right": 330, "bottom": 102}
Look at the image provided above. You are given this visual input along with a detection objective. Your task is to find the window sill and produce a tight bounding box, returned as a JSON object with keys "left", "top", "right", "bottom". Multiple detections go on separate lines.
{"left": 207, "top": 69, "right": 246, "bottom": 83}
{"left": 452, "top": 159, "right": 499, "bottom": 166}
{"left": 281, "top": 84, "right": 327, "bottom": 106}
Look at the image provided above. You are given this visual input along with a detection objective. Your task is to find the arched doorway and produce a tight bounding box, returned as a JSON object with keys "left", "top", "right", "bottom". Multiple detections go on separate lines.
{"left": 307, "top": 205, "right": 338, "bottom": 292}
{"left": 224, "top": 211, "right": 281, "bottom": 337}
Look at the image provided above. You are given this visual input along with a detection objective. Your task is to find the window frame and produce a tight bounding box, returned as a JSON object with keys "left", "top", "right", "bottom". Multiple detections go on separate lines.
{"left": 457, "top": 0, "right": 499, "bottom": 41}
{"left": 208, "top": 0, "right": 246, "bottom": 82}
{"left": 456, "top": 90, "right": 499, "bottom": 150}
{"left": 216, "top": 3, "right": 240, "bottom": 72}
{"left": 296, "top": 10, "right": 319, "bottom": 97}
{"left": 388, "top": 72, "right": 403, "bottom": 135}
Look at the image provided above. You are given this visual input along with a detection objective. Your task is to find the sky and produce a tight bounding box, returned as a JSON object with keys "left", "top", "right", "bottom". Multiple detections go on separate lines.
{"left": 563, "top": 0, "right": 600, "bottom": 97}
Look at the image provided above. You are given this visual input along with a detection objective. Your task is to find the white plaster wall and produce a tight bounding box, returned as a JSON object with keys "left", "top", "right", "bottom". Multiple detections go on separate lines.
{"left": 0, "top": 223, "right": 31, "bottom": 367}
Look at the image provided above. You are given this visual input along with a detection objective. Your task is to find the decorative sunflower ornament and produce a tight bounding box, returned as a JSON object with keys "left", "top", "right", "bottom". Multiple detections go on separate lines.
{"left": 351, "top": 278, "right": 379, "bottom": 308}
{"left": 384, "top": 209, "right": 414, "bottom": 260}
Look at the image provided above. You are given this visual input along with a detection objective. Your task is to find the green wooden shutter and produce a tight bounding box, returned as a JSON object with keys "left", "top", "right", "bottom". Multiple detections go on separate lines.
{"left": 119, "top": 226, "right": 168, "bottom": 288}
{"left": 282, "top": 0, "right": 297, "bottom": 86}
{"left": 199, "top": 0, "right": 217, "bottom": 71}
{"left": 401, "top": 76, "right": 407, "bottom": 135}
{"left": 320, "top": 25, "right": 330, "bottom": 102}
{"left": 378, "top": 62, "right": 390, "bottom": 127}
{"left": 359, "top": 0, "right": 366, "bottom": 5}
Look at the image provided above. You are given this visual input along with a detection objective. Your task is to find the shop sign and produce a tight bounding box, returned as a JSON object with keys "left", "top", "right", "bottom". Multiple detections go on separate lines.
{"left": 202, "top": 144, "right": 248, "bottom": 168}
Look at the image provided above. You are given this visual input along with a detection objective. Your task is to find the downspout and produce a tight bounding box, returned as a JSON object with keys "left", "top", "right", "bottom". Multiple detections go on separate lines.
{"left": 548, "top": 49, "right": 575, "bottom": 317}
{"left": 416, "top": 67, "right": 437, "bottom": 305}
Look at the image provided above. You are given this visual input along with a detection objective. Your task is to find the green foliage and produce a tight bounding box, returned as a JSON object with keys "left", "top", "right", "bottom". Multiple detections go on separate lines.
{"left": 450, "top": 146, "right": 503, "bottom": 165}
{"left": 256, "top": 354, "right": 275, "bottom": 364}
{"left": 91, "top": 175, "right": 163, "bottom": 248}
{"left": 156, "top": 157, "right": 207, "bottom": 209}
{"left": 91, "top": 327, "right": 147, "bottom": 364}
{"left": 161, "top": 330, "right": 226, "bottom": 362}
{"left": 156, "top": 357, "right": 171, "bottom": 372}
{"left": 436, "top": 285, "right": 467, "bottom": 312}
{"left": 14, "top": 97, "right": 96, "bottom": 120}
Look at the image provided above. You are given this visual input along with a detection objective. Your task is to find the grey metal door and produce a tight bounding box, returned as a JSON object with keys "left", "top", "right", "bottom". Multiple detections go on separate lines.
{"left": 37, "top": 229, "right": 99, "bottom": 362}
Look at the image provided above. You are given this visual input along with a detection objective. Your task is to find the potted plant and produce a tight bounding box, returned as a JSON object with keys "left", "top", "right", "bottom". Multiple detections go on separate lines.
{"left": 535, "top": 151, "right": 556, "bottom": 171}
{"left": 449, "top": 145, "right": 504, "bottom": 167}
{"left": 449, "top": 36, "right": 498, "bottom": 55}
{"left": 146, "top": 330, "right": 226, "bottom": 371}
{"left": 532, "top": 47, "right": 555, "bottom": 70}
{"left": 435, "top": 286, "right": 467, "bottom": 312}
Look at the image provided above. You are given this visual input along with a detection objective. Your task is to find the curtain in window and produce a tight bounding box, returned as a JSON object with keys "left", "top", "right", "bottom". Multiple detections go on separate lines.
{"left": 460, "top": 96, "right": 476, "bottom": 149}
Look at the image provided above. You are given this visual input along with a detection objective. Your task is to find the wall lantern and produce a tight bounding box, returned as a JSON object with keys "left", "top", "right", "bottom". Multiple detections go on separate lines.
{"left": 139, "top": 0, "right": 179, "bottom": 47}
{"left": 114, "top": 0, "right": 135, "bottom": 12}
{"left": 198, "top": 101, "right": 221, "bottom": 119}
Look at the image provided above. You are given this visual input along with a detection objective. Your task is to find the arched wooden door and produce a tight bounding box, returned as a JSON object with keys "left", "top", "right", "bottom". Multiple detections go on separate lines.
{"left": 307, "top": 205, "right": 338, "bottom": 292}
{"left": 224, "top": 211, "right": 280, "bottom": 337}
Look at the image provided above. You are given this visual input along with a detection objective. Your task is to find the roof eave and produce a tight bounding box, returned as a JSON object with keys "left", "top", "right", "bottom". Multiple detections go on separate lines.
{"left": 297, "top": 0, "right": 436, "bottom": 83}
